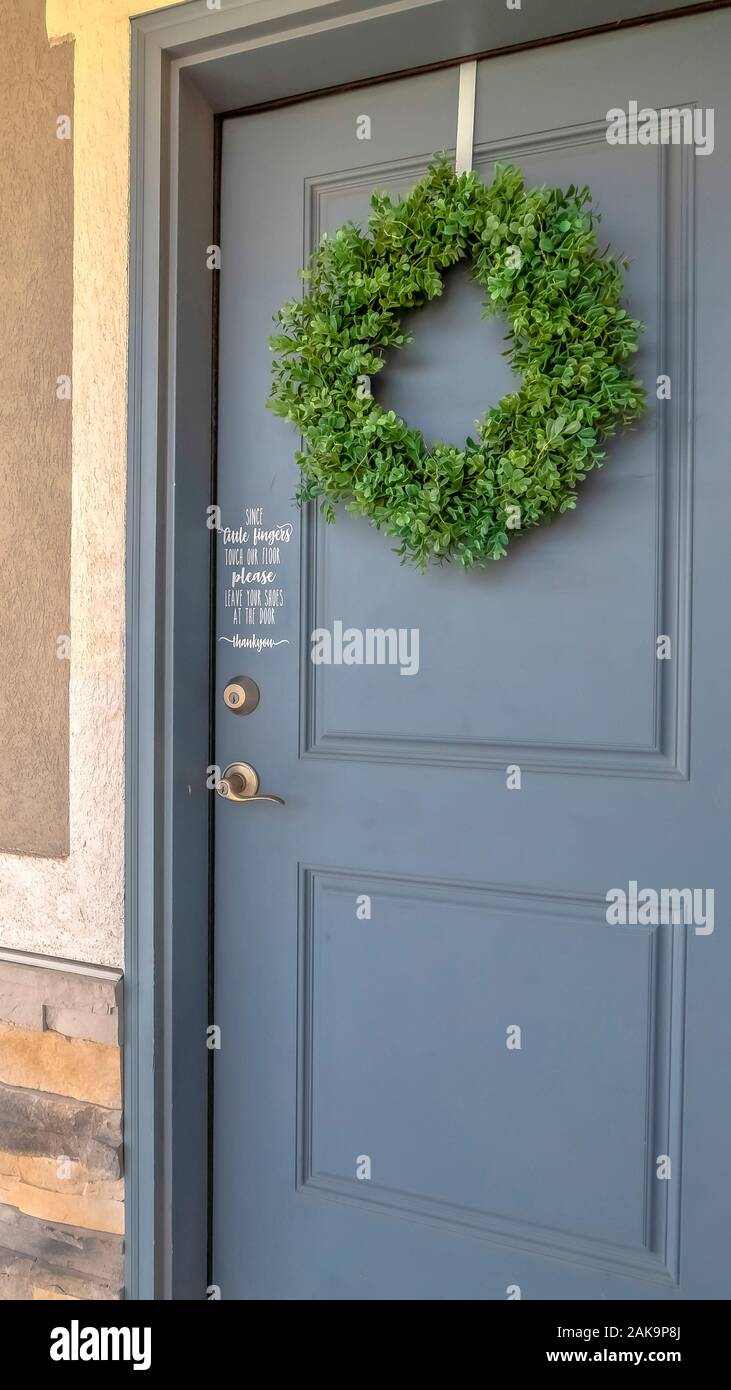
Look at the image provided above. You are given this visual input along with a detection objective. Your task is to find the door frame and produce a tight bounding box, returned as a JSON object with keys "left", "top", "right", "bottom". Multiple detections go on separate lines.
{"left": 125, "top": 0, "right": 728, "bottom": 1301}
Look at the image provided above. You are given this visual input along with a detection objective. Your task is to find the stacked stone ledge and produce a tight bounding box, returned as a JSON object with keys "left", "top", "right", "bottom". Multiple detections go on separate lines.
{"left": 0, "top": 954, "right": 123, "bottom": 1300}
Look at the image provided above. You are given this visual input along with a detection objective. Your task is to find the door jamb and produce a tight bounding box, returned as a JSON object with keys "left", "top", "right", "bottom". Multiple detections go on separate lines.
{"left": 125, "top": 0, "right": 728, "bottom": 1301}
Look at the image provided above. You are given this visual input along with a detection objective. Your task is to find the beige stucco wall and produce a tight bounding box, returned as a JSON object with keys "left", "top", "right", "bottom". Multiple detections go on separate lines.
{"left": 0, "top": 0, "right": 184, "bottom": 968}
{"left": 0, "top": 0, "right": 72, "bottom": 858}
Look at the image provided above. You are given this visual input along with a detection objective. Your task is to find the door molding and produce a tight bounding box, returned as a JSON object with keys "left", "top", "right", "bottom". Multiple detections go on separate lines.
{"left": 126, "top": 0, "right": 728, "bottom": 1301}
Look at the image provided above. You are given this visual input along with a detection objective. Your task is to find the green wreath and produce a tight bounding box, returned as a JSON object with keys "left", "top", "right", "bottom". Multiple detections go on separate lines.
{"left": 268, "top": 160, "right": 645, "bottom": 568}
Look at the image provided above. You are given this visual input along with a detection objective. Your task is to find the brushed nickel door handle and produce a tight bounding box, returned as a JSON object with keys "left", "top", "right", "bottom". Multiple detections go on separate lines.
{"left": 215, "top": 761, "right": 285, "bottom": 805}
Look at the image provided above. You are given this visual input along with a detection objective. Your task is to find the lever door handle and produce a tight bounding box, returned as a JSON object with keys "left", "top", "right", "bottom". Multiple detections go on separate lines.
{"left": 215, "top": 762, "right": 285, "bottom": 805}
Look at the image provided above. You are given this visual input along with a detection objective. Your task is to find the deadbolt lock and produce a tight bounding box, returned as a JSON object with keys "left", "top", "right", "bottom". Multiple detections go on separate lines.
{"left": 222, "top": 675, "right": 260, "bottom": 714}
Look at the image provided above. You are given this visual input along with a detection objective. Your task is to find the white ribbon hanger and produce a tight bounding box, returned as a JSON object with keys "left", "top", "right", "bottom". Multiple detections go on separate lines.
{"left": 455, "top": 60, "right": 477, "bottom": 175}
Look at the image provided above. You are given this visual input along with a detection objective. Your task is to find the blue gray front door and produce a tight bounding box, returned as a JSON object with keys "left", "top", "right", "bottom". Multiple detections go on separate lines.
{"left": 213, "top": 11, "right": 731, "bottom": 1299}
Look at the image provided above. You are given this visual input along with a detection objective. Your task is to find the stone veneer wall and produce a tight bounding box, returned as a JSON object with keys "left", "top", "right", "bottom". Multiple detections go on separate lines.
{"left": 0, "top": 952, "right": 123, "bottom": 1299}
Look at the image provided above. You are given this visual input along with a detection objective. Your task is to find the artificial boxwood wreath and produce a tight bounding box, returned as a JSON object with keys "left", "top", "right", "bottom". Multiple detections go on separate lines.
{"left": 269, "top": 160, "right": 645, "bottom": 568}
